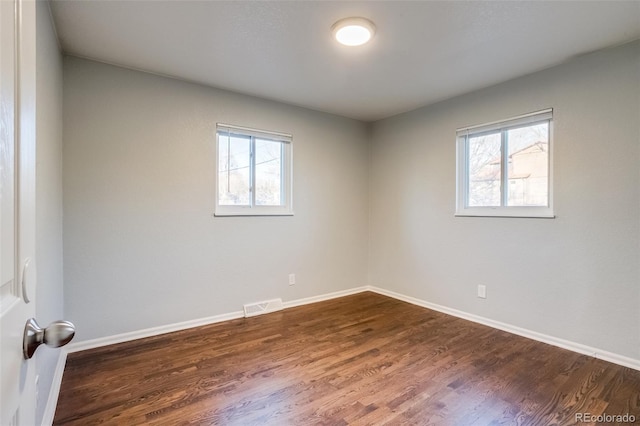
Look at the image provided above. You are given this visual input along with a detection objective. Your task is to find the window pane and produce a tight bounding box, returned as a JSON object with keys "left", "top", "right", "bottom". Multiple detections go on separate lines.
{"left": 254, "top": 138, "right": 283, "bottom": 206}
{"left": 467, "top": 132, "right": 501, "bottom": 207}
{"left": 506, "top": 122, "right": 549, "bottom": 206}
{"left": 218, "top": 132, "right": 251, "bottom": 205}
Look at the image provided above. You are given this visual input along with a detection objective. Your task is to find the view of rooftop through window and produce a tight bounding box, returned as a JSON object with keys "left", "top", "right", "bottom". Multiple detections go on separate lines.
{"left": 467, "top": 122, "right": 549, "bottom": 208}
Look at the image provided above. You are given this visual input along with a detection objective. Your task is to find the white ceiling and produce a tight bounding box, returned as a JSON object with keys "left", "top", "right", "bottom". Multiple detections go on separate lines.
{"left": 50, "top": 1, "right": 640, "bottom": 122}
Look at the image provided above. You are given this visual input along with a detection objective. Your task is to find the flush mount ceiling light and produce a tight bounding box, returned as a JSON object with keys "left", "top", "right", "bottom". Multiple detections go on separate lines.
{"left": 331, "top": 17, "right": 376, "bottom": 46}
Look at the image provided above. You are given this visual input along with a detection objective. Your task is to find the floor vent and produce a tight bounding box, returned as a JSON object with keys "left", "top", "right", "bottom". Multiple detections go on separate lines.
{"left": 243, "top": 298, "right": 283, "bottom": 318}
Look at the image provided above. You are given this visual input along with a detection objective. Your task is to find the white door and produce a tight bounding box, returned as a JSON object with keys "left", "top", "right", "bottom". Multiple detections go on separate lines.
{"left": 1, "top": 0, "right": 38, "bottom": 424}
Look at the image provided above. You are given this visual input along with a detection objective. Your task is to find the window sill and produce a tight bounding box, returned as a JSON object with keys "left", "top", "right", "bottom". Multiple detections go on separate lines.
{"left": 214, "top": 208, "right": 294, "bottom": 217}
{"left": 455, "top": 207, "right": 555, "bottom": 218}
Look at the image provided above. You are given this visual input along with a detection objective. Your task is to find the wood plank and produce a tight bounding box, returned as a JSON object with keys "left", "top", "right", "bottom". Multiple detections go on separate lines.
{"left": 54, "top": 292, "right": 640, "bottom": 425}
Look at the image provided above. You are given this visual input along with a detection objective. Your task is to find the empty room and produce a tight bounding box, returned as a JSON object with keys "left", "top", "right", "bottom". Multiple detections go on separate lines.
{"left": 1, "top": 0, "right": 639, "bottom": 425}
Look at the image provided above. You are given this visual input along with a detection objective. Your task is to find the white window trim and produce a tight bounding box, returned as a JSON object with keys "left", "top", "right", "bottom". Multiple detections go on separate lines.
{"left": 215, "top": 123, "right": 293, "bottom": 217}
{"left": 455, "top": 109, "right": 554, "bottom": 218}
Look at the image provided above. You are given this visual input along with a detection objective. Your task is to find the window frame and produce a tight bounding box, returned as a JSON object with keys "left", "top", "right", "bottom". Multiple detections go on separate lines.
{"left": 215, "top": 123, "right": 293, "bottom": 217}
{"left": 455, "top": 109, "right": 554, "bottom": 218}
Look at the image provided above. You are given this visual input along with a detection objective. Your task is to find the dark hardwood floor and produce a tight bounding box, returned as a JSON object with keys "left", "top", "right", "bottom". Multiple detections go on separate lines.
{"left": 54, "top": 292, "right": 640, "bottom": 425}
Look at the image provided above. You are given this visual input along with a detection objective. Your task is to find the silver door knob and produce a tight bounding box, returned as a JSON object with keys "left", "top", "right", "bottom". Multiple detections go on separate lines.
{"left": 23, "top": 318, "right": 75, "bottom": 359}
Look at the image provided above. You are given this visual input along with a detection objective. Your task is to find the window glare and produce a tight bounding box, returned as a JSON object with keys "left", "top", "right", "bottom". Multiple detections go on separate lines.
{"left": 467, "top": 132, "right": 501, "bottom": 207}
{"left": 218, "top": 133, "right": 251, "bottom": 206}
{"left": 506, "top": 123, "right": 549, "bottom": 207}
{"left": 255, "top": 138, "right": 283, "bottom": 206}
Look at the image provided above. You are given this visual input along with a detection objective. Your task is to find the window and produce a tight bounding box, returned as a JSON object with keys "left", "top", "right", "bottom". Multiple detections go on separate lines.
{"left": 456, "top": 109, "right": 553, "bottom": 218}
{"left": 215, "top": 124, "right": 293, "bottom": 216}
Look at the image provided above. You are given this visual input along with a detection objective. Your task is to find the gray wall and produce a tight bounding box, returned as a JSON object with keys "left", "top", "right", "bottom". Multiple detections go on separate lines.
{"left": 369, "top": 41, "right": 640, "bottom": 360}
{"left": 35, "top": 1, "right": 64, "bottom": 423}
{"left": 63, "top": 57, "right": 370, "bottom": 341}
{"left": 63, "top": 41, "right": 639, "bottom": 363}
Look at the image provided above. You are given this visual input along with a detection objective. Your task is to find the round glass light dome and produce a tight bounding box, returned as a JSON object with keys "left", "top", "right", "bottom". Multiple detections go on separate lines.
{"left": 332, "top": 17, "right": 376, "bottom": 46}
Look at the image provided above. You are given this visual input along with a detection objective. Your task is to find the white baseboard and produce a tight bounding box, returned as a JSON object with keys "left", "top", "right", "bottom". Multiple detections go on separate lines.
{"left": 65, "top": 310, "right": 245, "bottom": 353}
{"left": 368, "top": 286, "right": 640, "bottom": 372}
{"left": 65, "top": 286, "right": 370, "bottom": 353}
{"left": 282, "top": 286, "right": 369, "bottom": 309}
{"left": 41, "top": 349, "right": 67, "bottom": 426}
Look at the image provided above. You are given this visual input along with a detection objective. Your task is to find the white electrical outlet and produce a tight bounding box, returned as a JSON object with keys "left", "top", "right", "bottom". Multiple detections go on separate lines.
{"left": 477, "top": 285, "right": 487, "bottom": 299}
{"left": 289, "top": 273, "right": 296, "bottom": 286}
